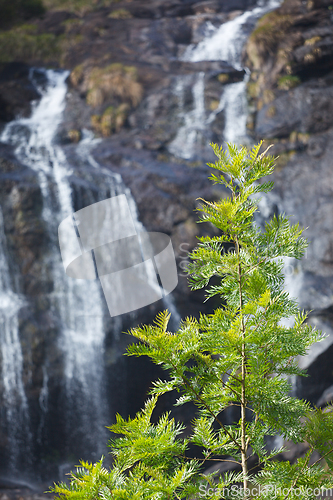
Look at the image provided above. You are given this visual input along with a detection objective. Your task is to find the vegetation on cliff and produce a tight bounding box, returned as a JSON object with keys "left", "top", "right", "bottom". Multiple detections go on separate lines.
{"left": 69, "top": 62, "right": 143, "bottom": 136}
{"left": 0, "top": 0, "right": 123, "bottom": 25}
{"left": 42, "top": 0, "right": 123, "bottom": 15}
{"left": 0, "top": 0, "right": 44, "bottom": 28}
{"left": 51, "top": 143, "right": 333, "bottom": 499}
{"left": 0, "top": 25, "right": 60, "bottom": 63}
{"left": 0, "top": 0, "right": 130, "bottom": 64}
{"left": 246, "top": 0, "right": 332, "bottom": 84}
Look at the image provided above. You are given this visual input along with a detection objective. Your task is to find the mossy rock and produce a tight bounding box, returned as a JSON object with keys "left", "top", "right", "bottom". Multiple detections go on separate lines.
{"left": 91, "top": 103, "right": 130, "bottom": 136}
{"left": 247, "top": 81, "right": 260, "bottom": 99}
{"left": 68, "top": 129, "right": 81, "bottom": 143}
{"left": 0, "top": 22, "right": 84, "bottom": 64}
{"left": 43, "top": 0, "right": 121, "bottom": 14}
{"left": 247, "top": 10, "right": 293, "bottom": 69}
{"left": 108, "top": 8, "right": 132, "bottom": 19}
{"left": 217, "top": 73, "right": 229, "bottom": 84}
{"left": 278, "top": 75, "right": 301, "bottom": 90}
{"left": 274, "top": 150, "right": 296, "bottom": 171}
{"left": 250, "top": 11, "right": 293, "bottom": 50}
{"left": 266, "top": 105, "right": 276, "bottom": 118}
{"left": 70, "top": 63, "right": 84, "bottom": 87}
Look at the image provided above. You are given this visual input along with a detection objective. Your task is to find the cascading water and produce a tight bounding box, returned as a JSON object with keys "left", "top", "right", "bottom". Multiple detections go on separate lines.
{"left": 0, "top": 208, "right": 32, "bottom": 475}
{"left": 168, "top": 73, "right": 206, "bottom": 160}
{"left": 169, "top": 0, "right": 282, "bottom": 159}
{"left": 0, "top": 66, "right": 181, "bottom": 478}
{"left": 1, "top": 68, "right": 109, "bottom": 474}
{"left": 75, "top": 129, "right": 181, "bottom": 328}
{"left": 169, "top": 0, "right": 295, "bottom": 428}
{"left": 171, "top": 0, "right": 298, "bottom": 314}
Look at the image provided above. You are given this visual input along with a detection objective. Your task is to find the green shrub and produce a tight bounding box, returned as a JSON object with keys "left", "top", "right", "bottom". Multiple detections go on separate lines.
{"left": 91, "top": 103, "right": 130, "bottom": 136}
{"left": 0, "top": 22, "right": 85, "bottom": 64}
{"left": 42, "top": 0, "right": 92, "bottom": 14}
{"left": 70, "top": 63, "right": 85, "bottom": 86}
{"left": 51, "top": 143, "right": 333, "bottom": 500}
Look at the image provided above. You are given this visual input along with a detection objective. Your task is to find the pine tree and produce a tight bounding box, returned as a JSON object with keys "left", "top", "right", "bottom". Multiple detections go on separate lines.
{"left": 52, "top": 143, "right": 333, "bottom": 499}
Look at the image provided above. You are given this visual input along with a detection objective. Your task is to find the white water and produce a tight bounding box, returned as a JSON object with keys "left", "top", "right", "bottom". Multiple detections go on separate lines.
{"left": 220, "top": 79, "right": 249, "bottom": 145}
{"left": 78, "top": 130, "right": 181, "bottom": 328}
{"left": 1, "top": 69, "right": 108, "bottom": 459}
{"left": 0, "top": 209, "right": 32, "bottom": 473}
{"left": 168, "top": 73, "right": 206, "bottom": 160}
{"left": 0, "top": 67, "right": 181, "bottom": 471}
{"left": 182, "top": 0, "right": 281, "bottom": 67}
{"left": 169, "top": 0, "right": 282, "bottom": 159}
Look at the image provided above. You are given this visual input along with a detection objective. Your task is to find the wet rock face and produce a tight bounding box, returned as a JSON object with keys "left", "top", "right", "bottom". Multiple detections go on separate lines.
{"left": 0, "top": 1, "right": 248, "bottom": 159}
{"left": 256, "top": 83, "right": 333, "bottom": 138}
{"left": 0, "top": 63, "right": 40, "bottom": 127}
{"left": 0, "top": 144, "right": 46, "bottom": 296}
{"left": 245, "top": 0, "right": 333, "bottom": 399}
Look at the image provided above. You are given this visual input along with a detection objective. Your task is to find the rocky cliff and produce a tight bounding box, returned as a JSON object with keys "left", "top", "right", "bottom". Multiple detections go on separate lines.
{"left": 0, "top": 0, "right": 333, "bottom": 484}
{"left": 245, "top": 0, "right": 333, "bottom": 406}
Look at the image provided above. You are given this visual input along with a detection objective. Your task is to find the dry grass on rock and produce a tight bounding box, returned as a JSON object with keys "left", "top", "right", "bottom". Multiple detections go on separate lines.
{"left": 85, "top": 63, "right": 143, "bottom": 107}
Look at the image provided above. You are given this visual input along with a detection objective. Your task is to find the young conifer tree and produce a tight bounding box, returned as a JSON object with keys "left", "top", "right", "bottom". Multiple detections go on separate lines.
{"left": 53, "top": 143, "right": 333, "bottom": 500}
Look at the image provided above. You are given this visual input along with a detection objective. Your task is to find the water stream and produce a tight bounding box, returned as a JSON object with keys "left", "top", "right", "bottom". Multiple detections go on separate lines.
{"left": 1, "top": 68, "right": 109, "bottom": 472}
{"left": 168, "top": 0, "right": 282, "bottom": 159}
{"left": 0, "top": 66, "right": 181, "bottom": 476}
{"left": 0, "top": 208, "right": 32, "bottom": 475}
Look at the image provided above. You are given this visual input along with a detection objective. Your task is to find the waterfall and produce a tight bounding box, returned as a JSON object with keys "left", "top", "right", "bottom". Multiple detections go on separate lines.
{"left": 0, "top": 208, "right": 32, "bottom": 475}
{"left": 0, "top": 69, "right": 110, "bottom": 472}
{"left": 182, "top": 0, "right": 282, "bottom": 68}
{"left": 74, "top": 129, "right": 181, "bottom": 328}
{"left": 168, "top": 72, "right": 206, "bottom": 160}
{"left": 0, "top": 66, "right": 181, "bottom": 476}
{"left": 0, "top": 0, "right": 289, "bottom": 479}
{"left": 169, "top": 0, "right": 282, "bottom": 159}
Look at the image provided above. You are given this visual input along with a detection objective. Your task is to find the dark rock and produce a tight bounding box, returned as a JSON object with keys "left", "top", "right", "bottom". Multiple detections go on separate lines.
{"left": 245, "top": 0, "right": 333, "bottom": 416}
{"left": 317, "top": 384, "right": 333, "bottom": 407}
{"left": 255, "top": 84, "right": 333, "bottom": 138}
{"left": 35, "top": 9, "right": 73, "bottom": 35}
{"left": 169, "top": 60, "right": 246, "bottom": 77}
{"left": 298, "top": 338, "right": 333, "bottom": 405}
{"left": 219, "top": 0, "right": 257, "bottom": 10}
{"left": 0, "top": 63, "right": 40, "bottom": 125}
{"left": 292, "top": 28, "right": 333, "bottom": 80}
{"left": 2, "top": 0, "right": 333, "bottom": 482}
